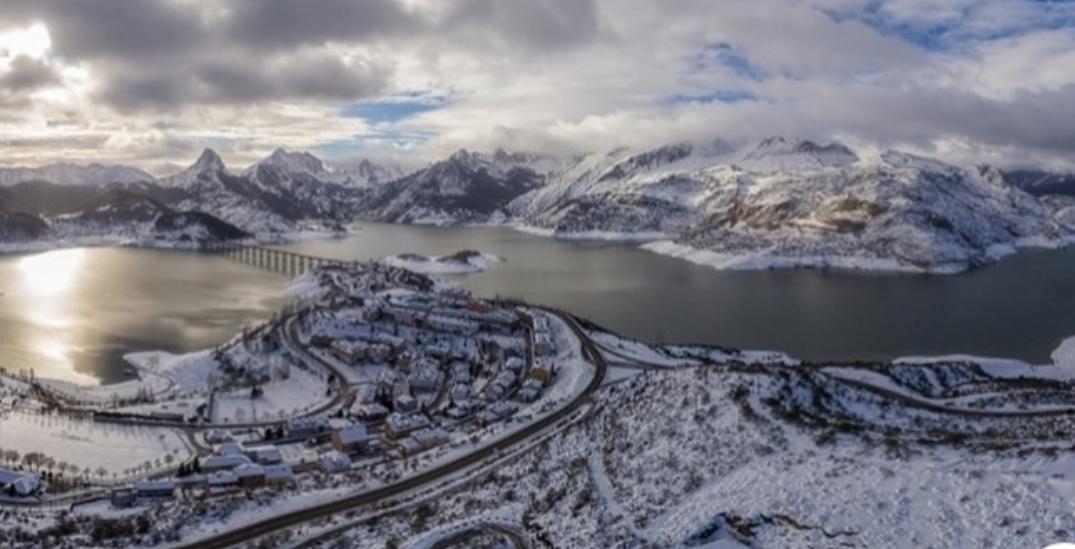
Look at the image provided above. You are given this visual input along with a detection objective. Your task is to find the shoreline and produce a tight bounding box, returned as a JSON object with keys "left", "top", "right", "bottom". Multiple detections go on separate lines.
{"left": 502, "top": 220, "right": 1075, "bottom": 276}
{"left": 0, "top": 227, "right": 353, "bottom": 256}
{"left": 6, "top": 225, "right": 1075, "bottom": 388}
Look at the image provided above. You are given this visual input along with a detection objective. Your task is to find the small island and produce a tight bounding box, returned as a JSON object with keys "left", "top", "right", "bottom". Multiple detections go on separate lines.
{"left": 384, "top": 249, "right": 504, "bottom": 274}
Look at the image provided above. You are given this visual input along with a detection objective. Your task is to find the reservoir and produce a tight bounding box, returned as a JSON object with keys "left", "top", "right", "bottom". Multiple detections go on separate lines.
{"left": 2, "top": 222, "right": 1074, "bottom": 384}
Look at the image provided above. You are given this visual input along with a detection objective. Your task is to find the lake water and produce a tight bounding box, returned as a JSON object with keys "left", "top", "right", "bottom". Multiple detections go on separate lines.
{"left": 2, "top": 223, "right": 1073, "bottom": 385}
{"left": 277, "top": 223, "right": 1075, "bottom": 366}
{"left": 0, "top": 248, "right": 287, "bottom": 384}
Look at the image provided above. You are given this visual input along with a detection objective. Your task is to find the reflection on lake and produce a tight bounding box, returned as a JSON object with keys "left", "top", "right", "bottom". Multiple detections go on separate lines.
{"left": 3, "top": 222, "right": 1074, "bottom": 385}
{"left": 0, "top": 248, "right": 287, "bottom": 385}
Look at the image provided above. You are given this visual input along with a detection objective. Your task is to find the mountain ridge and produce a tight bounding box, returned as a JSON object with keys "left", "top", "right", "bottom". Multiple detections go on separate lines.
{"left": 2, "top": 141, "right": 1074, "bottom": 273}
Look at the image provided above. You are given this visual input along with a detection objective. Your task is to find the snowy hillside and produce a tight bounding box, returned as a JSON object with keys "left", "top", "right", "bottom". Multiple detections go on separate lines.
{"left": 335, "top": 158, "right": 407, "bottom": 188}
{"left": 510, "top": 138, "right": 1075, "bottom": 273}
{"left": 3, "top": 142, "right": 1075, "bottom": 272}
{"left": 360, "top": 149, "right": 562, "bottom": 225}
{"left": 156, "top": 149, "right": 353, "bottom": 235}
{"left": 0, "top": 163, "right": 153, "bottom": 187}
{"left": 995, "top": 167, "right": 1075, "bottom": 198}
{"left": 45, "top": 189, "right": 248, "bottom": 247}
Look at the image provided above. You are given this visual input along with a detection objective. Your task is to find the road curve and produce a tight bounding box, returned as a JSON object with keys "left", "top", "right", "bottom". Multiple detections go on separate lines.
{"left": 178, "top": 310, "right": 606, "bottom": 549}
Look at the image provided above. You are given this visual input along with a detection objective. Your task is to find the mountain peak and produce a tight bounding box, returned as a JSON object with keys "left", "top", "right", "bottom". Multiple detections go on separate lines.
{"left": 192, "top": 148, "right": 226, "bottom": 172}
{"left": 449, "top": 149, "right": 476, "bottom": 163}
{"left": 741, "top": 137, "right": 858, "bottom": 170}
{"left": 263, "top": 148, "right": 325, "bottom": 174}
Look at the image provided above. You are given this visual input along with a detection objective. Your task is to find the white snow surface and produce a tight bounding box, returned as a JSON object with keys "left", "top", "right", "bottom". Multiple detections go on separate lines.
{"left": 384, "top": 251, "right": 504, "bottom": 274}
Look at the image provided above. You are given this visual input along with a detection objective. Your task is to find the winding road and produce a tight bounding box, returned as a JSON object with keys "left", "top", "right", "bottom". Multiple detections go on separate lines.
{"left": 177, "top": 310, "right": 606, "bottom": 549}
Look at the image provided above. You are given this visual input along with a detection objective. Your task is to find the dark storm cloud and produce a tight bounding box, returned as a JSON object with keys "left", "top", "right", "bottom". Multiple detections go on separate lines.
{"left": 226, "top": 0, "right": 422, "bottom": 50}
{"left": 0, "top": 0, "right": 208, "bottom": 60}
{"left": 101, "top": 51, "right": 390, "bottom": 111}
{"left": 444, "top": 0, "right": 601, "bottom": 51}
{"left": 0, "top": 55, "right": 61, "bottom": 91}
{"left": 0, "top": 0, "right": 602, "bottom": 112}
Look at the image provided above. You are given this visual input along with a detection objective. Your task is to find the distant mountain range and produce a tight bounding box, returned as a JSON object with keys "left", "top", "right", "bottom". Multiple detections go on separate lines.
{"left": 1, "top": 140, "right": 1073, "bottom": 272}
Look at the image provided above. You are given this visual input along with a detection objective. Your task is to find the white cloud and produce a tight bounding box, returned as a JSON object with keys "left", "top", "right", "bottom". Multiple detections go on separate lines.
{"left": 0, "top": 0, "right": 1072, "bottom": 170}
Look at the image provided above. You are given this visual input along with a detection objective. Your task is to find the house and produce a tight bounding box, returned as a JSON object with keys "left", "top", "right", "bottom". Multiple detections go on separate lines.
{"left": 367, "top": 343, "right": 393, "bottom": 362}
{"left": 355, "top": 384, "right": 380, "bottom": 404}
{"left": 133, "top": 479, "right": 175, "bottom": 499}
{"left": 397, "top": 437, "right": 424, "bottom": 457}
{"left": 395, "top": 393, "right": 418, "bottom": 413}
{"left": 201, "top": 454, "right": 252, "bottom": 472}
{"left": 264, "top": 464, "right": 294, "bottom": 484}
{"left": 517, "top": 379, "right": 543, "bottom": 402}
{"left": 320, "top": 451, "right": 351, "bottom": 473}
{"left": 247, "top": 446, "right": 283, "bottom": 465}
{"left": 110, "top": 488, "right": 135, "bottom": 508}
{"left": 486, "top": 370, "right": 516, "bottom": 399}
{"left": 412, "top": 428, "right": 450, "bottom": 450}
{"left": 216, "top": 442, "right": 245, "bottom": 456}
{"left": 504, "top": 357, "right": 524, "bottom": 372}
{"left": 393, "top": 380, "right": 418, "bottom": 413}
{"left": 330, "top": 339, "right": 369, "bottom": 364}
{"left": 286, "top": 416, "right": 332, "bottom": 440}
{"left": 204, "top": 429, "right": 232, "bottom": 445}
{"left": 426, "top": 341, "right": 453, "bottom": 360}
{"left": 332, "top": 424, "right": 372, "bottom": 454}
{"left": 533, "top": 331, "right": 554, "bottom": 356}
{"left": 383, "top": 413, "right": 432, "bottom": 439}
{"left": 529, "top": 359, "right": 554, "bottom": 383}
{"left": 426, "top": 315, "right": 480, "bottom": 336}
{"left": 450, "top": 361, "right": 473, "bottom": 384}
{"left": 397, "top": 428, "right": 450, "bottom": 457}
{"left": 207, "top": 471, "right": 238, "bottom": 491}
{"left": 375, "top": 370, "right": 400, "bottom": 392}
{"left": 352, "top": 402, "right": 389, "bottom": 421}
{"left": 174, "top": 475, "right": 206, "bottom": 492}
{"left": 479, "top": 401, "right": 517, "bottom": 425}
{"left": 444, "top": 405, "right": 470, "bottom": 420}
{"left": 0, "top": 469, "right": 40, "bottom": 497}
{"left": 449, "top": 383, "right": 470, "bottom": 404}
{"left": 409, "top": 365, "right": 443, "bottom": 392}
{"left": 234, "top": 464, "right": 266, "bottom": 489}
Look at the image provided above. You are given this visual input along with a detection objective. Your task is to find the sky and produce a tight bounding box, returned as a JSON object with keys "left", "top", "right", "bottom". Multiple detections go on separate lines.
{"left": 0, "top": 0, "right": 1074, "bottom": 173}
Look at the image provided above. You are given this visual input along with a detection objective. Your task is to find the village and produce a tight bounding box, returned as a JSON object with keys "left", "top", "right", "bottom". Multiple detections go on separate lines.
{"left": 0, "top": 263, "right": 581, "bottom": 517}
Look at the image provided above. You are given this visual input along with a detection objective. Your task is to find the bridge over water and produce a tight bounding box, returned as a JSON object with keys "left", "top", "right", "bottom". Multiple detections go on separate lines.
{"left": 204, "top": 242, "right": 358, "bottom": 276}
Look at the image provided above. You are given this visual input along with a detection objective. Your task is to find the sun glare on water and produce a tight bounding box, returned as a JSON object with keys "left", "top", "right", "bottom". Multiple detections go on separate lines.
{"left": 18, "top": 248, "right": 86, "bottom": 298}
{"left": 14, "top": 249, "right": 97, "bottom": 384}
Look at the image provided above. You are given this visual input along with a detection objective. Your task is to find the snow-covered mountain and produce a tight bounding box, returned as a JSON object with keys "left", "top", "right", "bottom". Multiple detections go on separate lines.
{"left": 359, "top": 149, "right": 562, "bottom": 225}
{"left": 509, "top": 138, "right": 1075, "bottom": 272}
{"left": 0, "top": 185, "right": 248, "bottom": 249}
{"left": 156, "top": 149, "right": 289, "bottom": 234}
{"left": 994, "top": 168, "right": 1075, "bottom": 198}
{"left": 156, "top": 149, "right": 362, "bottom": 234}
{"left": 3, "top": 141, "right": 1075, "bottom": 273}
{"left": 334, "top": 158, "right": 407, "bottom": 188}
{"left": 0, "top": 163, "right": 153, "bottom": 187}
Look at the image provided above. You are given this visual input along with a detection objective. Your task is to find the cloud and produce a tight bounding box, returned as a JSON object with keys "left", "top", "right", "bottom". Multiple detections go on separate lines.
{"left": 100, "top": 49, "right": 391, "bottom": 111}
{"left": 226, "top": 0, "right": 422, "bottom": 50}
{"left": 0, "top": 54, "right": 60, "bottom": 91}
{"left": 0, "top": 0, "right": 1073, "bottom": 170}
{"left": 442, "top": 0, "right": 601, "bottom": 51}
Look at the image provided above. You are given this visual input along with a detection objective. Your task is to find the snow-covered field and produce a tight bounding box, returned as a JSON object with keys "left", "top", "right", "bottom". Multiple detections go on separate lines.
{"left": 0, "top": 410, "right": 191, "bottom": 478}
{"left": 211, "top": 365, "right": 330, "bottom": 424}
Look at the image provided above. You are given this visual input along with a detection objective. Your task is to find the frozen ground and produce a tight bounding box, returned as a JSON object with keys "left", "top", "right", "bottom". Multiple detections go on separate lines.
{"left": 302, "top": 344, "right": 1075, "bottom": 549}
{"left": 211, "top": 365, "right": 330, "bottom": 424}
{"left": 0, "top": 410, "right": 191, "bottom": 479}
